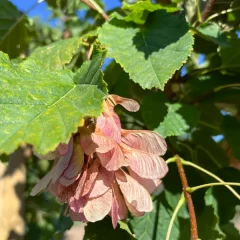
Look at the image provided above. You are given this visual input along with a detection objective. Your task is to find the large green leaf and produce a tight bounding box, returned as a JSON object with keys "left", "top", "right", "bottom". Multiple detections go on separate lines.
{"left": 0, "top": 0, "right": 30, "bottom": 58}
{"left": 98, "top": 11, "right": 194, "bottom": 90}
{"left": 154, "top": 103, "right": 200, "bottom": 138}
{"left": 29, "top": 38, "right": 83, "bottom": 71}
{"left": 84, "top": 217, "right": 134, "bottom": 240}
{"left": 0, "top": 51, "right": 106, "bottom": 155}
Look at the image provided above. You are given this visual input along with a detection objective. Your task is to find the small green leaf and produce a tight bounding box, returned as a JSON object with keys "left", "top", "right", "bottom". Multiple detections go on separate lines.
{"left": 197, "top": 188, "right": 226, "bottom": 239}
{"left": 129, "top": 192, "right": 188, "bottom": 240}
{"left": 123, "top": 0, "right": 178, "bottom": 24}
{"left": 196, "top": 22, "right": 229, "bottom": 47}
{"left": 74, "top": 46, "right": 107, "bottom": 93}
{"left": 154, "top": 103, "right": 200, "bottom": 137}
{"left": 119, "top": 221, "right": 135, "bottom": 237}
{"left": 0, "top": 51, "right": 106, "bottom": 155}
{"left": 84, "top": 217, "right": 134, "bottom": 240}
{"left": 29, "top": 38, "right": 83, "bottom": 71}
{"left": 222, "top": 116, "right": 240, "bottom": 159}
{"left": 98, "top": 11, "right": 194, "bottom": 90}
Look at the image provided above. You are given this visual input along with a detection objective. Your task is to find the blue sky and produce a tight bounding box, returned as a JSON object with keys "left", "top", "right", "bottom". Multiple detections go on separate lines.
{"left": 10, "top": 0, "right": 121, "bottom": 23}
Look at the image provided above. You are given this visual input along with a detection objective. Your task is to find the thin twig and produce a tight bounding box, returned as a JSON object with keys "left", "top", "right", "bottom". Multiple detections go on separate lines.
{"left": 206, "top": 6, "right": 240, "bottom": 22}
{"left": 0, "top": 0, "right": 44, "bottom": 45}
{"left": 81, "top": 0, "right": 109, "bottom": 21}
{"left": 187, "top": 182, "right": 240, "bottom": 193}
{"left": 176, "top": 155, "right": 199, "bottom": 240}
{"left": 201, "top": 0, "right": 216, "bottom": 22}
{"left": 166, "top": 193, "right": 185, "bottom": 240}
{"left": 182, "top": 159, "right": 240, "bottom": 200}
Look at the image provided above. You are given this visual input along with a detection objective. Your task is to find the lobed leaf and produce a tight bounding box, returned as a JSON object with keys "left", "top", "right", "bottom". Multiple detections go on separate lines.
{"left": 0, "top": 51, "right": 106, "bottom": 155}
{"left": 154, "top": 103, "right": 200, "bottom": 138}
{"left": 98, "top": 11, "right": 194, "bottom": 90}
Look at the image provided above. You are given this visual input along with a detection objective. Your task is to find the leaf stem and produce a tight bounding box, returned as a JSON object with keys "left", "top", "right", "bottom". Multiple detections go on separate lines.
{"left": 187, "top": 182, "right": 240, "bottom": 193}
{"left": 176, "top": 155, "right": 199, "bottom": 240}
{"left": 165, "top": 193, "right": 185, "bottom": 240}
{"left": 181, "top": 159, "right": 240, "bottom": 200}
{"left": 81, "top": 0, "right": 109, "bottom": 21}
{"left": 166, "top": 157, "right": 176, "bottom": 164}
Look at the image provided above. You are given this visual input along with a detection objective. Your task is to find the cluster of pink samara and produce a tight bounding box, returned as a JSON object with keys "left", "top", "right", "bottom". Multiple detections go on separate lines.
{"left": 31, "top": 95, "right": 168, "bottom": 228}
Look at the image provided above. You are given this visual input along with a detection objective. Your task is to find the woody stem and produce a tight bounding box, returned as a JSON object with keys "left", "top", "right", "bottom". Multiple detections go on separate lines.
{"left": 175, "top": 155, "right": 199, "bottom": 240}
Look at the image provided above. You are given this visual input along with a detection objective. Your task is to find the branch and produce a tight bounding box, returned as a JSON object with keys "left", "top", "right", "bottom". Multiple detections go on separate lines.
{"left": 201, "top": 0, "right": 216, "bottom": 22}
{"left": 81, "top": 0, "right": 109, "bottom": 21}
{"left": 176, "top": 155, "right": 199, "bottom": 240}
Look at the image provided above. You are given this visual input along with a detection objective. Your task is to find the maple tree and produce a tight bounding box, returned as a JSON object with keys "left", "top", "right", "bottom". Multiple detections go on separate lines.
{"left": 1, "top": 0, "right": 240, "bottom": 239}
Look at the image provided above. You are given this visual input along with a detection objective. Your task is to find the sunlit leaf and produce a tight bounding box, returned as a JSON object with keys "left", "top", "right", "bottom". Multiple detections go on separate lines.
{"left": 29, "top": 38, "right": 83, "bottom": 71}
{"left": 154, "top": 103, "right": 200, "bottom": 137}
{"left": 0, "top": 50, "right": 106, "bottom": 155}
{"left": 98, "top": 11, "right": 194, "bottom": 90}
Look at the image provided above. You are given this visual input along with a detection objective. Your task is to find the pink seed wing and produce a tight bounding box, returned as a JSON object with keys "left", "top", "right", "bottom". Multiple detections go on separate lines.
{"left": 96, "top": 113, "right": 121, "bottom": 143}
{"left": 110, "top": 183, "right": 129, "bottom": 229}
{"left": 110, "top": 95, "right": 140, "bottom": 112}
{"left": 128, "top": 167, "right": 161, "bottom": 194}
{"left": 98, "top": 145, "right": 128, "bottom": 171}
{"left": 121, "top": 129, "right": 167, "bottom": 155}
{"left": 82, "top": 160, "right": 100, "bottom": 196}
{"left": 91, "top": 132, "right": 116, "bottom": 153}
{"left": 125, "top": 149, "right": 168, "bottom": 179}
{"left": 87, "top": 166, "right": 113, "bottom": 198}
{"left": 116, "top": 170, "right": 153, "bottom": 212}
{"left": 125, "top": 199, "right": 145, "bottom": 217}
{"left": 59, "top": 142, "right": 84, "bottom": 186}
{"left": 30, "top": 168, "right": 54, "bottom": 196}
{"left": 52, "top": 137, "right": 73, "bottom": 183}
{"left": 84, "top": 189, "right": 113, "bottom": 222}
